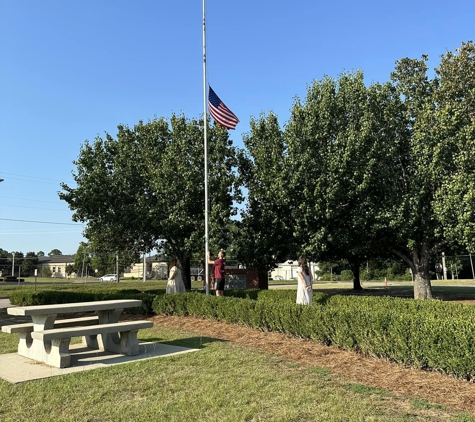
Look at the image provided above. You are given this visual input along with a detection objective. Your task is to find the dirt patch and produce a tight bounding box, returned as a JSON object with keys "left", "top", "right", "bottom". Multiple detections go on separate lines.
{"left": 153, "top": 314, "right": 475, "bottom": 416}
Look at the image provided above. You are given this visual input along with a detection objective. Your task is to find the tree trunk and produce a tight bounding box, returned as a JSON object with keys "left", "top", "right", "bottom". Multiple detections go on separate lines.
{"left": 392, "top": 243, "right": 434, "bottom": 300}
{"left": 411, "top": 247, "right": 433, "bottom": 300}
{"left": 182, "top": 255, "right": 191, "bottom": 290}
{"left": 413, "top": 271, "right": 432, "bottom": 299}
{"left": 178, "top": 254, "right": 191, "bottom": 290}
{"left": 349, "top": 259, "right": 362, "bottom": 291}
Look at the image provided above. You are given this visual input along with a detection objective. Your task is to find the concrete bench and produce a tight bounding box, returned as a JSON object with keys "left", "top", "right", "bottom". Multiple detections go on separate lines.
{"left": 5, "top": 299, "right": 150, "bottom": 368}
{"left": 30, "top": 320, "right": 153, "bottom": 368}
{"left": 2, "top": 316, "right": 99, "bottom": 334}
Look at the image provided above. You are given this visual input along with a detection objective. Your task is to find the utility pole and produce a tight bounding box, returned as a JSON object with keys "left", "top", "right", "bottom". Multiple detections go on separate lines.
{"left": 143, "top": 253, "right": 146, "bottom": 283}
{"left": 116, "top": 252, "right": 119, "bottom": 283}
{"left": 442, "top": 252, "right": 447, "bottom": 281}
{"left": 81, "top": 252, "right": 86, "bottom": 281}
{"left": 470, "top": 253, "right": 475, "bottom": 279}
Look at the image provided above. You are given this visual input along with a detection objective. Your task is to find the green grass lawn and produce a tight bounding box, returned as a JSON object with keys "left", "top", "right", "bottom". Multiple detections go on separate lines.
{"left": 1, "top": 282, "right": 475, "bottom": 420}
{"left": 2, "top": 278, "right": 475, "bottom": 302}
{"left": 0, "top": 324, "right": 473, "bottom": 421}
{"left": 0, "top": 279, "right": 172, "bottom": 298}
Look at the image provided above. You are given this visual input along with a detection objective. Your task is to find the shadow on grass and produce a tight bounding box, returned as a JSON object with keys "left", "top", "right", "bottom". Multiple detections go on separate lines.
{"left": 0, "top": 309, "right": 30, "bottom": 326}
{"left": 145, "top": 336, "right": 226, "bottom": 349}
{"left": 313, "top": 285, "right": 475, "bottom": 302}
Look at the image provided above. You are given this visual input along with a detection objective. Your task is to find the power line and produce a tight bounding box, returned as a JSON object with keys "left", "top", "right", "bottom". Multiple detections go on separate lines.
{"left": 0, "top": 230, "right": 82, "bottom": 235}
{"left": 0, "top": 195, "right": 62, "bottom": 204}
{"left": 0, "top": 171, "right": 64, "bottom": 183}
{"left": 0, "top": 204, "right": 70, "bottom": 212}
{"left": 0, "top": 172, "right": 76, "bottom": 186}
{"left": 0, "top": 228, "right": 79, "bottom": 233}
{"left": 0, "top": 218, "right": 82, "bottom": 226}
{"left": 0, "top": 176, "right": 60, "bottom": 186}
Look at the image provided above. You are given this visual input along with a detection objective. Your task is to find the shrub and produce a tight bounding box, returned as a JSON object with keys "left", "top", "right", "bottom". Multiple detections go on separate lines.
{"left": 339, "top": 270, "right": 353, "bottom": 281}
{"left": 41, "top": 267, "right": 52, "bottom": 277}
{"left": 13, "top": 286, "right": 475, "bottom": 381}
{"left": 151, "top": 291, "right": 475, "bottom": 381}
{"left": 9, "top": 289, "right": 162, "bottom": 314}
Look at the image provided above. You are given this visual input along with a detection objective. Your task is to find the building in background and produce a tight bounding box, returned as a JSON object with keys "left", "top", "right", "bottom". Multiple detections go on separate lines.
{"left": 123, "top": 255, "right": 168, "bottom": 280}
{"left": 38, "top": 254, "right": 75, "bottom": 278}
{"left": 270, "top": 260, "right": 320, "bottom": 281}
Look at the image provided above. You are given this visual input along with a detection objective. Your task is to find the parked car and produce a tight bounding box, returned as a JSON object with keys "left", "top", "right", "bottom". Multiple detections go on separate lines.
{"left": 273, "top": 275, "right": 283, "bottom": 280}
{"left": 99, "top": 274, "right": 117, "bottom": 282}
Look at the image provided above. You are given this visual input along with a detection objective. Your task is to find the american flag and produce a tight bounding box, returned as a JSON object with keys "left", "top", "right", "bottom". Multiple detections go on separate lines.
{"left": 208, "top": 86, "right": 239, "bottom": 130}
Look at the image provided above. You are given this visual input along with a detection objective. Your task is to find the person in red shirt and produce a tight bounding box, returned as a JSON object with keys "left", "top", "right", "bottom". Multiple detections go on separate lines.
{"left": 208, "top": 250, "right": 225, "bottom": 296}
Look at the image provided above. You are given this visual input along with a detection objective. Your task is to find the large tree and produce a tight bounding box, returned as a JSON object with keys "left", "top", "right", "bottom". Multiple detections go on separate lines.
{"left": 21, "top": 252, "right": 38, "bottom": 276}
{"left": 388, "top": 41, "right": 475, "bottom": 299}
{"left": 9, "top": 251, "right": 24, "bottom": 276}
{"left": 60, "top": 115, "right": 240, "bottom": 289}
{"left": 284, "top": 71, "right": 408, "bottom": 289}
{"left": 74, "top": 241, "right": 137, "bottom": 278}
{"left": 236, "top": 112, "right": 296, "bottom": 270}
{"left": 239, "top": 42, "right": 475, "bottom": 300}
{"left": 0, "top": 248, "right": 10, "bottom": 274}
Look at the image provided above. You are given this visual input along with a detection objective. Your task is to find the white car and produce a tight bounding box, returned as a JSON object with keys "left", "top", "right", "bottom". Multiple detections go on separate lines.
{"left": 273, "top": 275, "right": 283, "bottom": 280}
{"left": 99, "top": 274, "right": 117, "bottom": 282}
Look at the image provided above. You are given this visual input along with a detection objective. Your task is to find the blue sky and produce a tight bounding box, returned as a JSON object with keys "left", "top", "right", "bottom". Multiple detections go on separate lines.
{"left": 0, "top": 0, "right": 474, "bottom": 255}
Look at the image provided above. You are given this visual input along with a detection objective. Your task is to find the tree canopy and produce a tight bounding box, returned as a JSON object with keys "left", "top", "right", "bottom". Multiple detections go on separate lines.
{"left": 59, "top": 41, "right": 475, "bottom": 300}
{"left": 60, "top": 115, "right": 240, "bottom": 288}
{"left": 235, "top": 112, "right": 295, "bottom": 270}
{"left": 284, "top": 71, "right": 408, "bottom": 289}
{"left": 237, "top": 41, "right": 475, "bottom": 299}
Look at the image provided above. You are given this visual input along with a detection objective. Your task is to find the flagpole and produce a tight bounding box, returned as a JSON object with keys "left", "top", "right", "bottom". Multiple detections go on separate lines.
{"left": 203, "top": 0, "right": 210, "bottom": 295}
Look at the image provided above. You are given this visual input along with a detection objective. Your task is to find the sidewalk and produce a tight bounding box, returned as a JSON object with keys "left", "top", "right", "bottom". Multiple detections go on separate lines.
{"left": 0, "top": 298, "right": 12, "bottom": 309}
{"left": 0, "top": 299, "right": 30, "bottom": 326}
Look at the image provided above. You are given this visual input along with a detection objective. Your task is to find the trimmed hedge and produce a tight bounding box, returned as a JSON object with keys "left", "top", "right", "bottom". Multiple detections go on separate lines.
{"left": 152, "top": 292, "right": 475, "bottom": 381}
{"left": 9, "top": 289, "right": 165, "bottom": 315}
{"left": 11, "top": 286, "right": 475, "bottom": 380}
{"left": 197, "top": 289, "right": 298, "bottom": 303}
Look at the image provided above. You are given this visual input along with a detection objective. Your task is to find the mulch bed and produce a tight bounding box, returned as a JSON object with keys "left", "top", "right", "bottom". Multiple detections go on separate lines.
{"left": 153, "top": 314, "right": 475, "bottom": 416}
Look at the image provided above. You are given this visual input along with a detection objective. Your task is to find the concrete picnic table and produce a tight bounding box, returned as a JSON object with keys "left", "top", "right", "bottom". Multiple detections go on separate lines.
{"left": 4, "top": 299, "right": 152, "bottom": 367}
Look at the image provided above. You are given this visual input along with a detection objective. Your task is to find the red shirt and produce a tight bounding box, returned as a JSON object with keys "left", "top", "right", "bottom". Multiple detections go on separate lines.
{"left": 214, "top": 258, "right": 225, "bottom": 279}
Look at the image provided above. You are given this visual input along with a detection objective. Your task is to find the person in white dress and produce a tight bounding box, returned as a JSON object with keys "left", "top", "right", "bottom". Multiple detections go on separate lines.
{"left": 166, "top": 258, "right": 186, "bottom": 294}
{"left": 296, "top": 256, "right": 313, "bottom": 305}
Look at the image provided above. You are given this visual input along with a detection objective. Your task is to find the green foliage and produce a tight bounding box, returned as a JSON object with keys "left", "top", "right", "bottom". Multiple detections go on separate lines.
{"left": 236, "top": 112, "right": 295, "bottom": 270}
{"left": 0, "top": 322, "right": 460, "bottom": 421}
{"left": 152, "top": 290, "right": 475, "bottom": 381}
{"left": 74, "top": 242, "right": 135, "bottom": 277}
{"left": 384, "top": 41, "right": 475, "bottom": 298}
{"left": 20, "top": 252, "right": 38, "bottom": 276}
{"left": 8, "top": 289, "right": 163, "bottom": 315}
{"left": 235, "top": 42, "right": 475, "bottom": 299}
{"left": 41, "top": 266, "right": 52, "bottom": 277}
{"left": 359, "top": 258, "right": 411, "bottom": 281}
{"left": 9, "top": 282, "right": 475, "bottom": 381}
{"left": 60, "top": 115, "right": 240, "bottom": 288}
{"left": 339, "top": 270, "right": 353, "bottom": 281}
{"left": 282, "top": 71, "right": 408, "bottom": 291}
{"left": 65, "top": 264, "right": 75, "bottom": 276}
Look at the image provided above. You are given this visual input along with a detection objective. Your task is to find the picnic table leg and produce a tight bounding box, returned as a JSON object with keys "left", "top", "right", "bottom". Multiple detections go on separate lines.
{"left": 32, "top": 314, "right": 57, "bottom": 331}
{"left": 17, "top": 331, "right": 33, "bottom": 357}
{"left": 92, "top": 309, "right": 124, "bottom": 353}
{"left": 18, "top": 314, "right": 58, "bottom": 360}
{"left": 83, "top": 334, "right": 99, "bottom": 349}
{"left": 44, "top": 337, "right": 72, "bottom": 368}
{"left": 119, "top": 330, "right": 140, "bottom": 355}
